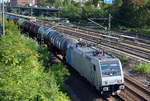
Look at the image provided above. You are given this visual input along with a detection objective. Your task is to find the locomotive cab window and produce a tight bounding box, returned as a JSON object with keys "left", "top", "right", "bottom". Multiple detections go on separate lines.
{"left": 93, "top": 65, "right": 96, "bottom": 71}
{"left": 101, "top": 61, "right": 121, "bottom": 77}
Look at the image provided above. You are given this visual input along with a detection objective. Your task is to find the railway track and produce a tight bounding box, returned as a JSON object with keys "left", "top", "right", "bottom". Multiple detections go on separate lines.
{"left": 6, "top": 13, "right": 150, "bottom": 61}
{"left": 61, "top": 24, "right": 150, "bottom": 47}
{"left": 36, "top": 20, "right": 150, "bottom": 101}
{"left": 6, "top": 13, "right": 150, "bottom": 101}
{"left": 61, "top": 34, "right": 150, "bottom": 101}
{"left": 109, "top": 74, "right": 150, "bottom": 101}
{"left": 122, "top": 74, "right": 150, "bottom": 101}
{"left": 49, "top": 54, "right": 123, "bottom": 101}
{"left": 55, "top": 52, "right": 123, "bottom": 101}
{"left": 57, "top": 26, "right": 150, "bottom": 56}
{"left": 119, "top": 74, "right": 150, "bottom": 101}
{"left": 37, "top": 20, "right": 150, "bottom": 62}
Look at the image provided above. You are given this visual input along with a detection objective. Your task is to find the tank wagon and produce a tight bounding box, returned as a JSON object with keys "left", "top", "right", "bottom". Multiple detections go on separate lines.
{"left": 7, "top": 16, "right": 125, "bottom": 96}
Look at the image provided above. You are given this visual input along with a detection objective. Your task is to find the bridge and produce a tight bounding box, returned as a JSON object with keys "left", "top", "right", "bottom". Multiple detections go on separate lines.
{"left": 5, "top": 6, "right": 61, "bottom": 17}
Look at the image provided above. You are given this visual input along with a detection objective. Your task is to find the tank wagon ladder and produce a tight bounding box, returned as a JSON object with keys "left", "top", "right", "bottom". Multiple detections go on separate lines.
{"left": 40, "top": 32, "right": 45, "bottom": 46}
{"left": 36, "top": 31, "right": 41, "bottom": 45}
{"left": 25, "top": 32, "right": 30, "bottom": 38}
{"left": 39, "top": 22, "right": 45, "bottom": 46}
{"left": 37, "top": 32, "right": 45, "bottom": 46}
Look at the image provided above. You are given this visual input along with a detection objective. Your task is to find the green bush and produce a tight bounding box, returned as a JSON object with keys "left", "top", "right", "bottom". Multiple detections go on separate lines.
{"left": 50, "top": 64, "right": 70, "bottom": 92}
{"left": 121, "top": 56, "right": 129, "bottom": 63}
{"left": 135, "top": 63, "right": 150, "bottom": 74}
{"left": 0, "top": 21, "right": 70, "bottom": 101}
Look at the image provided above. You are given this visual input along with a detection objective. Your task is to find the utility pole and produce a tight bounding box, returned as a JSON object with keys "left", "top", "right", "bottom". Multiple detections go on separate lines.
{"left": 80, "top": 0, "right": 84, "bottom": 6}
{"left": 2, "top": 0, "right": 5, "bottom": 35}
{"left": 108, "top": 14, "right": 111, "bottom": 30}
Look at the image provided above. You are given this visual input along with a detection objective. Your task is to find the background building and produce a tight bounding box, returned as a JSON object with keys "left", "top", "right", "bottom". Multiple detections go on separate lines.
{"left": 35, "top": 0, "right": 41, "bottom": 5}
{"left": 10, "top": 0, "right": 36, "bottom": 6}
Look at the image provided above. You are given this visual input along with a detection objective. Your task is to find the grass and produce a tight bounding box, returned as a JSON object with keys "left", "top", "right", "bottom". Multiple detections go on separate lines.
{"left": 115, "top": 25, "right": 150, "bottom": 36}
{"left": 135, "top": 63, "right": 150, "bottom": 74}
{"left": 127, "top": 28, "right": 150, "bottom": 36}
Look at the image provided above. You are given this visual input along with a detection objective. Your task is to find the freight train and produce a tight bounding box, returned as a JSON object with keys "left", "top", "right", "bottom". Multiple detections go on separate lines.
{"left": 7, "top": 16, "right": 125, "bottom": 96}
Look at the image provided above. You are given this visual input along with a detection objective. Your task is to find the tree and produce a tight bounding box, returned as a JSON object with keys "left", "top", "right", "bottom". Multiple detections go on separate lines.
{"left": 81, "top": 5, "right": 104, "bottom": 19}
{"left": 0, "top": 21, "right": 70, "bottom": 101}
{"left": 113, "top": 0, "right": 150, "bottom": 27}
{"left": 92, "top": 0, "right": 99, "bottom": 6}
{"left": 114, "top": 0, "right": 123, "bottom": 7}
{"left": 130, "top": 0, "right": 148, "bottom": 6}
{"left": 61, "top": 4, "right": 82, "bottom": 21}
{"left": 39, "top": 0, "right": 71, "bottom": 6}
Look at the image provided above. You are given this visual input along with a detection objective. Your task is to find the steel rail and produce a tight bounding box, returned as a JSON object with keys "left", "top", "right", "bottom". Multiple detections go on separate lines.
{"left": 47, "top": 25, "right": 150, "bottom": 62}
{"left": 55, "top": 25, "right": 150, "bottom": 53}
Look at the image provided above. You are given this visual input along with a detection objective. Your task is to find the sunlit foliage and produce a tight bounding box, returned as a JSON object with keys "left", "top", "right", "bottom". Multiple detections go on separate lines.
{"left": 135, "top": 63, "right": 150, "bottom": 74}
{"left": 0, "top": 21, "right": 70, "bottom": 101}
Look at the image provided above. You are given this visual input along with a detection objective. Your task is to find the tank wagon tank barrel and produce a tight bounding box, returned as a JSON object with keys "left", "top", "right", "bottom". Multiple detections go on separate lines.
{"left": 7, "top": 15, "right": 125, "bottom": 96}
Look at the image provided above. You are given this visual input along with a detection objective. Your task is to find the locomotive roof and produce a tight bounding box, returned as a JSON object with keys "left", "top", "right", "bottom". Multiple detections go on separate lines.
{"left": 76, "top": 45, "right": 114, "bottom": 59}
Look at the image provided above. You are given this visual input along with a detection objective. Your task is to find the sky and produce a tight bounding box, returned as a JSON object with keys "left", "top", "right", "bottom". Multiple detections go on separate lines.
{"left": 0, "top": 0, "right": 9, "bottom": 3}
{"left": 5, "top": 0, "right": 9, "bottom": 2}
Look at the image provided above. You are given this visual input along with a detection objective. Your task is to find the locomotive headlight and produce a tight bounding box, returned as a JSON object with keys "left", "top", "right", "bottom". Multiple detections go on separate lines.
{"left": 119, "top": 85, "right": 125, "bottom": 90}
{"left": 117, "top": 80, "right": 122, "bottom": 83}
{"left": 103, "top": 87, "right": 109, "bottom": 91}
{"left": 103, "top": 81, "right": 108, "bottom": 85}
